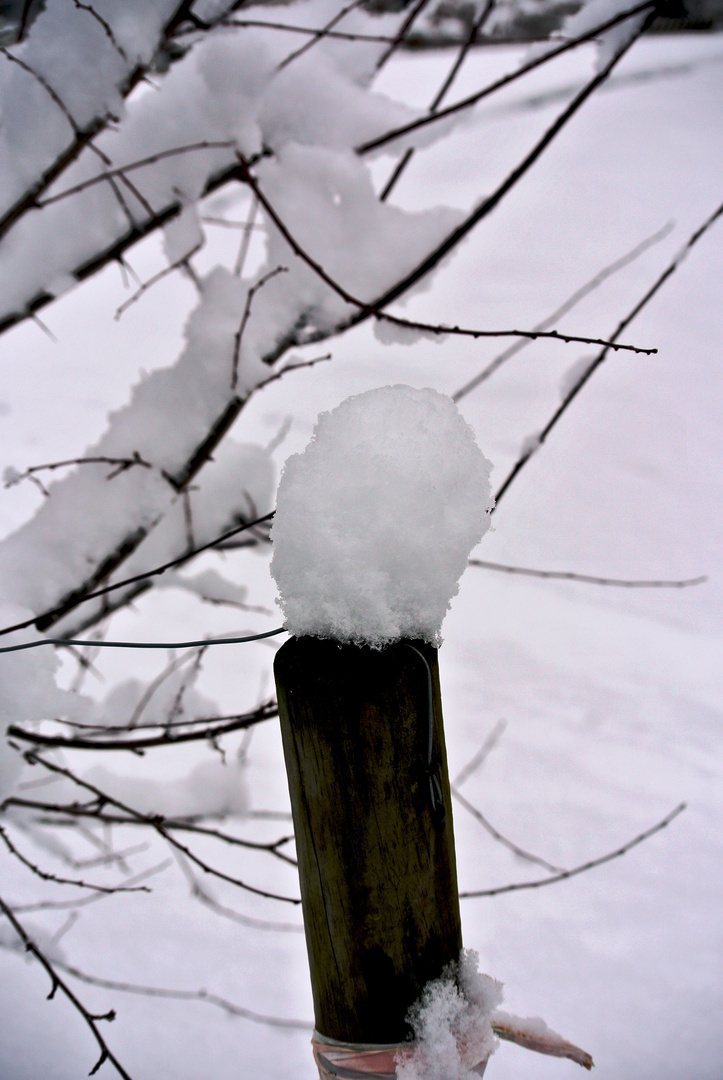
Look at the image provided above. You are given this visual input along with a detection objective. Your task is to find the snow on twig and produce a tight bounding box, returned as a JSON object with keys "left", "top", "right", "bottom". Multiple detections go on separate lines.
{"left": 491, "top": 1012, "right": 594, "bottom": 1069}
{"left": 0, "top": 512, "right": 274, "bottom": 639}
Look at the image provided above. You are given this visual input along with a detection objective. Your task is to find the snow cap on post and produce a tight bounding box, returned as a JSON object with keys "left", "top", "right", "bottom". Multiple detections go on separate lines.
{"left": 270, "top": 385, "right": 492, "bottom": 647}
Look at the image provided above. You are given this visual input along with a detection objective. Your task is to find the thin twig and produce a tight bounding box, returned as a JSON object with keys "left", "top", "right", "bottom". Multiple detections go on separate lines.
{"left": 0, "top": 511, "right": 274, "bottom": 639}
{"left": 232, "top": 266, "right": 288, "bottom": 389}
{"left": 223, "top": 18, "right": 396, "bottom": 44}
{"left": 53, "top": 959, "right": 312, "bottom": 1029}
{"left": 452, "top": 220, "right": 675, "bottom": 401}
{"left": 460, "top": 803, "right": 686, "bottom": 898}
{"left": 36, "top": 141, "right": 237, "bottom": 209}
{"left": 4, "top": 453, "right": 154, "bottom": 495}
{"left": 72, "top": 0, "right": 128, "bottom": 62}
{"left": 453, "top": 720, "right": 507, "bottom": 787}
{"left": 171, "top": 848, "right": 302, "bottom": 930}
{"left": 376, "top": 0, "right": 432, "bottom": 71}
{"left": 348, "top": 10, "right": 658, "bottom": 339}
{"left": 126, "top": 647, "right": 204, "bottom": 730}
{"left": 18, "top": 754, "right": 301, "bottom": 905}
{"left": 115, "top": 243, "right": 203, "bottom": 320}
{"left": 51, "top": 695, "right": 275, "bottom": 736}
{"left": 0, "top": 894, "right": 133, "bottom": 1079}
{"left": 452, "top": 787, "right": 565, "bottom": 873}
{"left": 493, "top": 199, "right": 723, "bottom": 508}
{"left": 188, "top": 886, "right": 304, "bottom": 933}
{"left": 276, "top": 0, "right": 364, "bottom": 71}
{"left": 0, "top": 824, "right": 151, "bottom": 895}
{"left": 8, "top": 860, "right": 173, "bottom": 914}
{"left": 357, "top": 0, "right": 656, "bottom": 154}
{"left": 0, "top": 47, "right": 80, "bottom": 134}
{"left": 235, "top": 155, "right": 654, "bottom": 356}
{"left": 233, "top": 194, "right": 259, "bottom": 276}
{"left": 468, "top": 559, "right": 707, "bottom": 588}
{"left": 380, "top": 0, "right": 497, "bottom": 201}
{"left": 164, "top": 819, "right": 297, "bottom": 867}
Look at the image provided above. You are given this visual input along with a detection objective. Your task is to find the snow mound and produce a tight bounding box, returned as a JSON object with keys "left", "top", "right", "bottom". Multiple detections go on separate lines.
{"left": 396, "top": 949, "right": 503, "bottom": 1080}
{"left": 270, "top": 385, "right": 492, "bottom": 647}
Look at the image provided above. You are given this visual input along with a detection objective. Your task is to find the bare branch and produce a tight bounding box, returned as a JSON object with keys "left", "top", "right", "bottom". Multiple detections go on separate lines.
{"left": 235, "top": 154, "right": 655, "bottom": 355}
{"left": 3, "top": 452, "right": 155, "bottom": 496}
{"left": 171, "top": 848, "right": 302, "bottom": 930}
{"left": 8, "top": 859, "right": 173, "bottom": 914}
{"left": 349, "top": 12, "right": 658, "bottom": 335}
{"left": 0, "top": 626, "right": 283, "bottom": 656}
{"left": 233, "top": 193, "right": 259, "bottom": 276}
{"left": 72, "top": 0, "right": 128, "bottom": 62}
{"left": 114, "top": 242, "right": 203, "bottom": 320}
{"left": 453, "top": 720, "right": 507, "bottom": 787}
{"left": 0, "top": 511, "right": 274, "bottom": 639}
{"left": 0, "top": 893, "right": 134, "bottom": 1079}
{"left": 7, "top": 700, "right": 279, "bottom": 752}
{"left": 375, "top": 0, "right": 432, "bottom": 71}
{"left": 222, "top": 18, "right": 396, "bottom": 44}
{"left": 1, "top": 46, "right": 80, "bottom": 134}
{"left": 380, "top": 0, "right": 498, "bottom": 200}
{"left": 460, "top": 803, "right": 686, "bottom": 898}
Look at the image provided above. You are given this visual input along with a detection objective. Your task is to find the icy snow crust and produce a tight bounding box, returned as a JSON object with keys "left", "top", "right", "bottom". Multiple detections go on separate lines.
{"left": 271, "top": 386, "right": 492, "bottom": 647}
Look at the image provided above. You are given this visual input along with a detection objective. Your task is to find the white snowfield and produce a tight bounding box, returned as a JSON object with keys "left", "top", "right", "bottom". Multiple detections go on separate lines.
{"left": 0, "top": 4, "right": 721, "bottom": 1080}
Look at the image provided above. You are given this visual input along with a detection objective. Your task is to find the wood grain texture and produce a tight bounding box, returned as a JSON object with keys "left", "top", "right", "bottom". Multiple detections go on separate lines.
{"left": 275, "top": 636, "right": 462, "bottom": 1044}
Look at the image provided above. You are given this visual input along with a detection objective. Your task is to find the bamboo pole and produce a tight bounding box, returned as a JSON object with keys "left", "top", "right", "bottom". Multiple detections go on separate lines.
{"left": 275, "top": 635, "right": 462, "bottom": 1045}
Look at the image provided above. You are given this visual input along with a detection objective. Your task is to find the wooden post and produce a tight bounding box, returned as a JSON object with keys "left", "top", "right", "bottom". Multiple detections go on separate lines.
{"left": 274, "top": 635, "right": 462, "bottom": 1046}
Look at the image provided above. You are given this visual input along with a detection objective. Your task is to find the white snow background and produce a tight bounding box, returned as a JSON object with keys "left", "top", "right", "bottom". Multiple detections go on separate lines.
{"left": 0, "top": 22, "right": 722, "bottom": 1080}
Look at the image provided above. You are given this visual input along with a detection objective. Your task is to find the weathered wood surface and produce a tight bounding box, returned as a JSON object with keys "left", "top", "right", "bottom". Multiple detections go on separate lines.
{"left": 274, "top": 636, "right": 462, "bottom": 1045}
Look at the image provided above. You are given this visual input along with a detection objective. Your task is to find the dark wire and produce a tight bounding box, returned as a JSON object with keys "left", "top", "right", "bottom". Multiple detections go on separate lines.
{"left": 0, "top": 627, "right": 287, "bottom": 654}
{"left": 403, "top": 642, "right": 445, "bottom": 823}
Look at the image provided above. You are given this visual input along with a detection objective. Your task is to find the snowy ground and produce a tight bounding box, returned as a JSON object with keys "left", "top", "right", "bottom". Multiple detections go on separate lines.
{"left": 1, "top": 28, "right": 722, "bottom": 1080}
